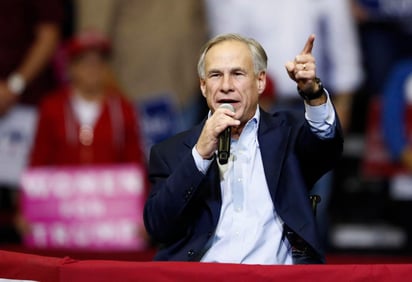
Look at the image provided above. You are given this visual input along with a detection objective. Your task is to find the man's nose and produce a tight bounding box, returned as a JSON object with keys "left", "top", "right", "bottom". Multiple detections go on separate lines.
{"left": 220, "top": 74, "right": 234, "bottom": 93}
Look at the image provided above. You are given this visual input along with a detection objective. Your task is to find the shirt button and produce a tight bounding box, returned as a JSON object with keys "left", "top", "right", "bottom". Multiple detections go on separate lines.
{"left": 187, "top": 249, "right": 195, "bottom": 257}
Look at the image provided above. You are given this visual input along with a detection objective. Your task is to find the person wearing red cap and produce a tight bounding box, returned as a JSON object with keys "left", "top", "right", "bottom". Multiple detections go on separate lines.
{"left": 29, "top": 31, "right": 146, "bottom": 167}
{"left": 12, "top": 32, "right": 149, "bottom": 243}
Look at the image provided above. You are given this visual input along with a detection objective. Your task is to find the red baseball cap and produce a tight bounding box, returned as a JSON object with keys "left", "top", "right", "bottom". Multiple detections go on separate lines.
{"left": 65, "top": 30, "right": 111, "bottom": 60}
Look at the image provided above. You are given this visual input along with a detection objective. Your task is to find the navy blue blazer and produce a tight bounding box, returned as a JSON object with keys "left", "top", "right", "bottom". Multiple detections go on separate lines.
{"left": 144, "top": 108, "right": 343, "bottom": 263}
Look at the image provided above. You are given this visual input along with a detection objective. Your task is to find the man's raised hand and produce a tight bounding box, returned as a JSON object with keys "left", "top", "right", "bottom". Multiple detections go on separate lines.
{"left": 285, "top": 34, "right": 317, "bottom": 93}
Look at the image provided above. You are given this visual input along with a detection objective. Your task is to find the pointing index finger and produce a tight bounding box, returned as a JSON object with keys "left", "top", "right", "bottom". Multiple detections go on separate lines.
{"left": 301, "top": 34, "right": 315, "bottom": 55}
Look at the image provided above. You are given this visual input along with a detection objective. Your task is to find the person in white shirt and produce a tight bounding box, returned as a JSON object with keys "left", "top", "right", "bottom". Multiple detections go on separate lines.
{"left": 205, "top": 0, "right": 363, "bottom": 131}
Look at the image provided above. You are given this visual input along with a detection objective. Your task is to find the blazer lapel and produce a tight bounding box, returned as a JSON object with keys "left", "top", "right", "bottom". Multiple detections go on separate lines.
{"left": 204, "top": 160, "right": 222, "bottom": 227}
{"left": 258, "top": 110, "right": 291, "bottom": 204}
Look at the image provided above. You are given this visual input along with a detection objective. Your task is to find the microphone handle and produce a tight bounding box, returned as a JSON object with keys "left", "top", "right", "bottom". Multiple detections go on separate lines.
{"left": 218, "top": 126, "right": 231, "bottom": 165}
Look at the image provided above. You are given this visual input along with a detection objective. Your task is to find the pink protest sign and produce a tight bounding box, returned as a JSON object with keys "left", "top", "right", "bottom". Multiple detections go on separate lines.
{"left": 20, "top": 164, "right": 147, "bottom": 251}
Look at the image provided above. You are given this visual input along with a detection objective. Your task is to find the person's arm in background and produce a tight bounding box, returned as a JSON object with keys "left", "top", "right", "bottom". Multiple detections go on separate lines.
{"left": 0, "top": 23, "right": 60, "bottom": 115}
{"left": 320, "top": 0, "right": 364, "bottom": 132}
{"left": 14, "top": 23, "right": 61, "bottom": 88}
{"left": 382, "top": 61, "right": 412, "bottom": 171}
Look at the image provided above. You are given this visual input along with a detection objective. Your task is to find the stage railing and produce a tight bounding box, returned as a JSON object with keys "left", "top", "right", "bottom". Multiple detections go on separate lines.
{"left": 1, "top": 250, "right": 412, "bottom": 282}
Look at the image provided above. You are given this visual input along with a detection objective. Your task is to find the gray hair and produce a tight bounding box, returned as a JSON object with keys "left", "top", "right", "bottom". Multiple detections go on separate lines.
{"left": 197, "top": 33, "right": 268, "bottom": 79}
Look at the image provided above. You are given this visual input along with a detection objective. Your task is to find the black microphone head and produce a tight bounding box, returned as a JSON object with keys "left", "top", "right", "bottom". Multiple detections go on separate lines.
{"left": 219, "top": 103, "right": 235, "bottom": 113}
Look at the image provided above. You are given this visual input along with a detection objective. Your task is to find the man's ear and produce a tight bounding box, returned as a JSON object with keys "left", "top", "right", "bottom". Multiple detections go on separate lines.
{"left": 257, "top": 71, "right": 267, "bottom": 95}
{"left": 200, "top": 78, "right": 207, "bottom": 98}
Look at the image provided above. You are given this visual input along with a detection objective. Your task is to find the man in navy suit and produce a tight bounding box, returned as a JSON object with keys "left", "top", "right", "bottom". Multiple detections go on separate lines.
{"left": 144, "top": 33, "right": 343, "bottom": 264}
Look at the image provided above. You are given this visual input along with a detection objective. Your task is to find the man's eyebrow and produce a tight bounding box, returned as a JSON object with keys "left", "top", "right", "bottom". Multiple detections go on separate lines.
{"left": 231, "top": 67, "right": 246, "bottom": 72}
{"left": 207, "top": 67, "right": 246, "bottom": 74}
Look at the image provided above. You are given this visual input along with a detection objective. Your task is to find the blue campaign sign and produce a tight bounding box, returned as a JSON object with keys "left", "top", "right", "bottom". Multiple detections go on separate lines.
{"left": 137, "top": 96, "right": 179, "bottom": 156}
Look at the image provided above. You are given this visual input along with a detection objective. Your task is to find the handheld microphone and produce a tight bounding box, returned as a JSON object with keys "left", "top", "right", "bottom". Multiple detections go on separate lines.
{"left": 218, "top": 103, "right": 235, "bottom": 165}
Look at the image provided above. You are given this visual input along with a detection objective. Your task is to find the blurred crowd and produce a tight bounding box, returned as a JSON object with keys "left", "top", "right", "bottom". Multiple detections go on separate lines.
{"left": 1, "top": 0, "right": 412, "bottom": 255}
